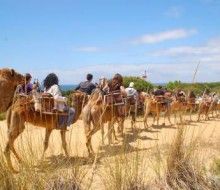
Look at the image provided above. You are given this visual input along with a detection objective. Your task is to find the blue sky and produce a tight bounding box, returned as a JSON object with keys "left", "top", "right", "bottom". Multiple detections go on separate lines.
{"left": 0, "top": 0, "right": 220, "bottom": 84}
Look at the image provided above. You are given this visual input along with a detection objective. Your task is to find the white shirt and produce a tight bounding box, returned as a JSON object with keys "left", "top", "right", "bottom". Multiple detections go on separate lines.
{"left": 125, "top": 87, "right": 137, "bottom": 98}
{"left": 44, "top": 84, "right": 67, "bottom": 112}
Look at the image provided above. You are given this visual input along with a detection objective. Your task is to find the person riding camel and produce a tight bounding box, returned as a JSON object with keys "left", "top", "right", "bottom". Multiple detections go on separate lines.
{"left": 153, "top": 85, "right": 165, "bottom": 96}
{"left": 108, "top": 73, "right": 126, "bottom": 94}
{"left": 125, "top": 82, "right": 138, "bottom": 104}
{"left": 17, "top": 73, "right": 33, "bottom": 95}
{"left": 43, "top": 73, "right": 75, "bottom": 129}
{"left": 107, "top": 73, "right": 126, "bottom": 116}
{"left": 153, "top": 86, "right": 166, "bottom": 103}
{"left": 75, "top": 73, "right": 96, "bottom": 95}
{"left": 203, "top": 89, "right": 212, "bottom": 102}
{"left": 176, "top": 89, "right": 186, "bottom": 102}
{"left": 125, "top": 82, "right": 137, "bottom": 98}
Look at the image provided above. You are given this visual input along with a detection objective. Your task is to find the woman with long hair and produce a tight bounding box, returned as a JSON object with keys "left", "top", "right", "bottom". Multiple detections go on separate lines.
{"left": 43, "top": 73, "right": 75, "bottom": 129}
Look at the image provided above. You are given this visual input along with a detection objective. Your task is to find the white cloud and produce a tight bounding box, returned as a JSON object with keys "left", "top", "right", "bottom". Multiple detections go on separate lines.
{"left": 132, "top": 29, "right": 197, "bottom": 44}
{"left": 165, "top": 6, "right": 183, "bottom": 18}
{"left": 150, "top": 37, "right": 220, "bottom": 63}
{"left": 73, "top": 46, "right": 100, "bottom": 52}
{"left": 32, "top": 61, "right": 220, "bottom": 85}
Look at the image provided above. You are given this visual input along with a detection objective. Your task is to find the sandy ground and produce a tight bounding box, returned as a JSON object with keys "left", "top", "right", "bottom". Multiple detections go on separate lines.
{"left": 0, "top": 115, "right": 220, "bottom": 189}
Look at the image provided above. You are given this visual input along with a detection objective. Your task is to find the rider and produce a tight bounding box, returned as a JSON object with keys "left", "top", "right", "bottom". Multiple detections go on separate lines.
{"left": 108, "top": 73, "right": 126, "bottom": 116}
{"left": 75, "top": 73, "right": 96, "bottom": 95}
{"left": 125, "top": 82, "right": 138, "bottom": 101}
{"left": 18, "top": 73, "right": 33, "bottom": 95}
{"left": 203, "top": 89, "right": 212, "bottom": 102}
{"left": 108, "top": 73, "right": 126, "bottom": 95}
{"left": 153, "top": 86, "right": 165, "bottom": 96}
{"left": 43, "top": 73, "right": 75, "bottom": 129}
{"left": 176, "top": 89, "right": 186, "bottom": 102}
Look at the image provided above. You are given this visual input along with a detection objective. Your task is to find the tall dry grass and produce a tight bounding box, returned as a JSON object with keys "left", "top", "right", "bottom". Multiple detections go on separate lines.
{"left": 159, "top": 124, "right": 220, "bottom": 190}
{"left": 100, "top": 144, "right": 149, "bottom": 190}
{"left": 0, "top": 126, "right": 89, "bottom": 190}
{"left": 0, "top": 115, "right": 220, "bottom": 189}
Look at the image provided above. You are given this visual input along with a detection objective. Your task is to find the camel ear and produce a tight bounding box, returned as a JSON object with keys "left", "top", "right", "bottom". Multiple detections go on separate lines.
{"left": 11, "top": 69, "right": 15, "bottom": 77}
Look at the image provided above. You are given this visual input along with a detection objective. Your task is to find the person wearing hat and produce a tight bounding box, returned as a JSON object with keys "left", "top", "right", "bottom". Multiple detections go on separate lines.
{"left": 125, "top": 82, "right": 138, "bottom": 99}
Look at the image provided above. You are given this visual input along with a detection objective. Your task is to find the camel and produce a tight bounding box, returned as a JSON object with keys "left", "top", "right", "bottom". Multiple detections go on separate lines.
{"left": 0, "top": 68, "right": 24, "bottom": 112}
{"left": 143, "top": 95, "right": 172, "bottom": 128}
{"left": 186, "top": 97, "right": 197, "bottom": 121}
{"left": 126, "top": 91, "right": 148, "bottom": 130}
{"left": 81, "top": 88, "right": 126, "bottom": 155}
{"left": 197, "top": 100, "right": 212, "bottom": 121}
{"left": 2, "top": 75, "right": 86, "bottom": 172}
{"left": 209, "top": 97, "right": 219, "bottom": 118}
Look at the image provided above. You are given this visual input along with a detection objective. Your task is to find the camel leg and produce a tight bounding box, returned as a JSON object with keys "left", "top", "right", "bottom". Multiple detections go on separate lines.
{"left": 179, "top": 112, "right": 183, "bottom": 124}
{"left": 41, "top": 129, "right": 52, "bottom": 159}
{"left": 4, "top": 111, "right": 25, "bottom": 172}
{"left": 83, "top": 119, "right": 92, "bottom": 155}
{"left": 166, "top": 109, "right": 172, "bottom": 125}
{"left": 101, "top": 125, "right": 105, "bottom": 145}
{"left": 197, "top": 110, "right": 201, "bottom": 121}
{"left": 189, "top": 109, "right": 192, "bottom": 121}
{"left": 143, "top": 110, "right": 150, "bottom": 128}
{"left": 117, "top": 118, "right": 124, "bottom": 137}
{"left": 86, "top": 126, "right": 102, "bottom": 155}
{"left": 131, "top": 113, "right": 136, "bottom": 130}
{"left": 108, "top": 121, "right": 113, "bottom": 145}
{"left": 112, "top": 124, "right": 118, "bottom": 142}
{"left": 163, "top": 113, "right": 166, "bottom": 125}
{"left": 60, "top": 130, "right": 69, "bottom": 157}
{"left": 156, "top": 111, "right": 160, "bottom": 126}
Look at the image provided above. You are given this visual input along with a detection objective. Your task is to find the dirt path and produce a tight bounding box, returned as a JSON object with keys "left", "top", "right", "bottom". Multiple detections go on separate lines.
{"left": 0, "top": 116, "right": 219, "bottom": 189}
{"left": 0, "top": 115, "right": 219, "bottom": 160}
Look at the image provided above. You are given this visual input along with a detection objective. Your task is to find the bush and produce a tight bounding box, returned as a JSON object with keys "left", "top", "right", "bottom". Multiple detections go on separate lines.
{"left": 166, "top": 81, "right": 183, "bottom": 91}
{"left": 62, "top": 90, "right": 74, "bottom": 97}
{"left": 123, "top": 76, "right": 154, "bottom": 92}
{"left": 166, "top": 81, "right": 220, "bottom": 95}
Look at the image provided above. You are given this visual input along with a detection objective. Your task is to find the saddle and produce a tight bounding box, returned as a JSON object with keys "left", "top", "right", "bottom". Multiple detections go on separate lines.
{"left": 40, "top": 93, "right": 69, "bottom": 129}
{"left": 104, "top": 90, "right": 125, "bottom": 106}
{"left": 34, "top": 93, "right": 68, "bottom": 116}
{"left": 104, "top": 90, "right": 126, "bottom": 117}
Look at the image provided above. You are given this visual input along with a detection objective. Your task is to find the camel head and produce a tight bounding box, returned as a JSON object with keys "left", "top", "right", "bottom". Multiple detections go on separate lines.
{"left": 0, "top": 68, "right": 24, "bottom": 112}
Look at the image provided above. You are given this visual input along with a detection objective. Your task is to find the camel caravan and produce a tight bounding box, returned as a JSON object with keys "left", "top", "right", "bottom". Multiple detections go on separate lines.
{"left": 0, "top": 67, "right": 219, "bottom": 172}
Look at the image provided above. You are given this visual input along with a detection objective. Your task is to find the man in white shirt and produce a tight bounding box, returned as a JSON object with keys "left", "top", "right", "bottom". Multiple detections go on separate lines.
{"left": 125, "top": 82, "right": 138, "bottom": 100}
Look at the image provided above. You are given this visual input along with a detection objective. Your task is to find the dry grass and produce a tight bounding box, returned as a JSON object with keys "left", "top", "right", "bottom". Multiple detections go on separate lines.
{"left": 0, "top": 115, "right": 220, "bottom": 189}
{"left": 164, "top": 126, "right": 215, "bottom": 189}
{"left": 100, "top": 146, "right": 148, "bottom": 190}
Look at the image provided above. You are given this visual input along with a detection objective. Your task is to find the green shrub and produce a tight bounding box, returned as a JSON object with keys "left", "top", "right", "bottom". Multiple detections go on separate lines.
{"left": 123, "top": 76, "right": 154, "bottom": 92}
{"left": 166, "top": 81, "right": 220, "bottom": 95}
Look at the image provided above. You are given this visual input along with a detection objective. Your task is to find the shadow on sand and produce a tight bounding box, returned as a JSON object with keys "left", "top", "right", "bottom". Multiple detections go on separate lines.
{"left": 151, "top": 124, "right": 176, "bottom": 130}
{"left": 36, "top": 154, "right": 96, "bottom": 172}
